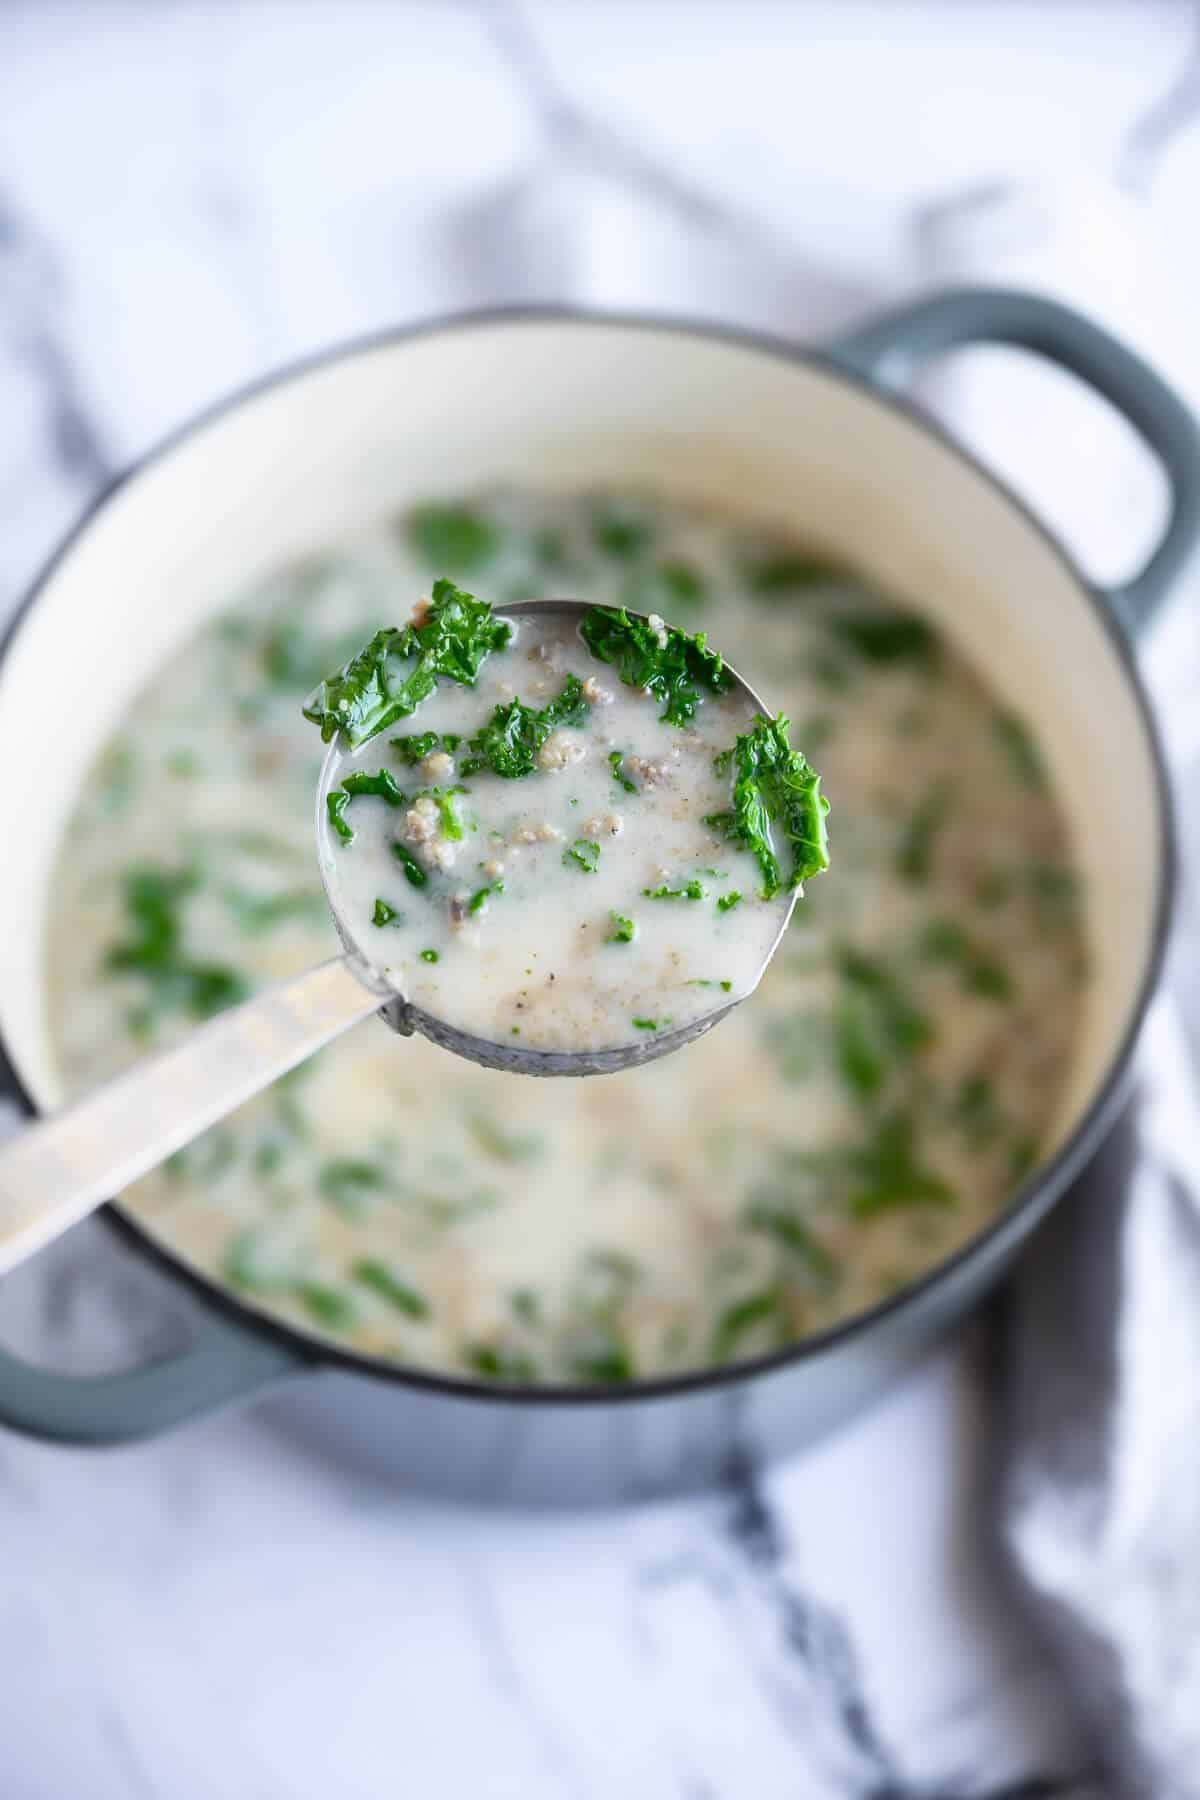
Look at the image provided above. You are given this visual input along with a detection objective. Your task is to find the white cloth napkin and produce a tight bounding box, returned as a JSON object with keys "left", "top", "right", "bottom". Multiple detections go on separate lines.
{"left": 917, "top": 173, "right": 1200, "bottom": 1798}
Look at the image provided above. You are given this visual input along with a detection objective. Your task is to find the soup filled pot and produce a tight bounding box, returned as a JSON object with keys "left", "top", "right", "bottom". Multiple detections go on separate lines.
{"left": 0, "top": 291, "right": 1194, "bottom": 1505}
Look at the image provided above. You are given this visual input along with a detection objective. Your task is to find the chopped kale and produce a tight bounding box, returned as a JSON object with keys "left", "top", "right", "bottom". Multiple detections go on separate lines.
{"left": 644, "top": 879, "right": 705, "bottom": 900}
{"left": 844, "top": 1112, "right": 956, "bottom": 1218}
{"left": 632, "top": 1016, "right": 668, "bottom": 1032}
{"left": 829, "top": 609, "right": 937, "bottom": 664}
{"left": 834, "top": 948, "right": 934, "bottom": 1099}
{"left": 326, "top": 790, "right": 354, "bottom": 844}
{"left": 460, "top": 673, "right": 590, "bottom": 779}
{"left": 389, "top": 730, "right": 443, "bottom": 766}
{"left": 419, "top": 947, "right": 439, "bottom": 962}
{"left": 466, "top": 1111, "right": 544, "bottom": 1163}
{"left": 709, "top": 1289, "right": 787, "bottom": 1362}
{"left": 744, "top": 1194, "right": 839, "bottom": 1287}
{"left": 920, "top": 919, "right": 1014, "bottom": 1001}
{"left": 221, "top": 1228, "right": 294, "bottom": 1295}
{"left": 464, "top": 1341, "right": 537, "bottom": 1382}
{"left": 221, "top": 887, "right": 325, "bottom": 934}
{"left": 579, "top": 605, "right": 732, "bottom": 727}
{"left": 993, "top": 709, "right": 1046, "bottom": 789}
{"left": 468, "top": 878, "right": 504, "bottom": 914}
{"left": 372, "top": 899, "right": 400, "bottom": 927}
{"left": 746, "top": 552, "right": 842, "bottom": 595}
{"left": 566, "top": 1324, "right": 635, "bottom": 1384}
{"left": 106, "top": 865, "right": 248, "bottom": 1025}
{"left": 564, "top": 838, "right": 601, "bottom": 874}
{"left": 608, "top": 750, "right": 638, "bottom": 793}
{"left": 952, "top": 1073, "right": 1004, "bottom": 1149}
{"left": 591, "top": 499, "right": 654, "bottom": 558}
{"left": 706, "top": 714, "right": 830, "bottom": 899}
{"left": 406, "top": 503, "right": 499, "bottom": 573}
{"left": 606, "top": 911, "right": 635, "bottom": 944}
{"left": 389, "top": 842, "right": 429, "bottom": 889}
{"left": 340, "top": 769, "right": 407, "bottom": 808}
{"left": 510, "top": 1288, "right": 542, "bottom": 1326}
{"left": 302, "top": 578, "right": 511, "bottom": 746}
{"left": 895, "top": 780, "right": 954, "bottom": 883}
{"left": 295, "top": 1282, "right": 358, "bottom": 1332}
{"left": 716, "top": 892, "right": 743, "bottom": 913}
{"left": 626, "top": 558, "right": 707, "bottom": 617}
{"left": 351, "top": 1259, "right": 430, "bottom": 1319}
{"left": 319, "top": 1158, "right": 386, "bottom": 1217}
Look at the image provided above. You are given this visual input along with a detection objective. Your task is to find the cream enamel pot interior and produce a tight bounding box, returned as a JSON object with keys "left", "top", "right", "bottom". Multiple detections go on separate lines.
{"left": 0, "top": 290, "right": 1192, "bottom": 1504}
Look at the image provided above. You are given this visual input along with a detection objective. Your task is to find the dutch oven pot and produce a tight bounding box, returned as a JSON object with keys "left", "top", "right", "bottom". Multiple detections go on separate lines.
{"left": 0, "top": 291, "right": 1194, "bottom": 1505}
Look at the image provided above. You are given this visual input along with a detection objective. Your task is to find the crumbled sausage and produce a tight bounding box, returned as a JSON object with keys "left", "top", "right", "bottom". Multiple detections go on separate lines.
{"left": 537, "top": 730, "right": 585, "bottom": 772}
{"left": 403, "top": 797, "right": 440, "bottom": 844}
{"left": 581, "top": 675, "right": 613, "bottom": 706}
{"left": 420, "top": 750, "right": 455, "bottom": 782}
{"left": 583, "top": 814, "right": 623, "bottom": 838}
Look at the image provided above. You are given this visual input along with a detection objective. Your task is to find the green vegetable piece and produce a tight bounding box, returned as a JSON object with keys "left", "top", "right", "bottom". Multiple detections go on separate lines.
{"left": 460, "top": 673, "right": 590, "bottom": 779}
{"left": 829, "top": 609, "right": 937, "bottom": 664}
{"left": 953, "top": 1073, "right": 1004, "bottom": 1149}
{"left": 606, "top": 912, "right": 635, "bottom": 944}
{"left": 106, "top": 865, "right": 249, "bottom": 1024}
{"left": 222, "top": 888, "right": 325, "bottom": 934}
{"left": 327, "top": 790, "right": 354, "bottom": 844}
{"left": 389, "top": 842, "right": 429, "bottom": 889}
{"left": 834, "top": 948, "right": 934, "bottom": 1099}
{"left": 643, "top": 879, "right": 705, "bottom": 900}
{"left": 993, "top": 709, "right": 1046, "bottom": 789}
{"left": 295, "top": 1282, "right": 358, "bottom": 1332}
{"left": 222, "top": 1228, "right": 293, "bottom": 1295}
{"left": 710, "top": 1290, "right": 786, "bottom": 1363}
{"left": 920, "top": 919, "right": 1014, "bottom": 1001}
{"left": 466, "top": 1111, "right": 544, "bottom": 1163}
{"left": 717, "top": 892, "right": 743, "bottom": 913}
{"left": 419, "top": 947, "right": 439, "bottom": 963}
{"left": 567, "top": 1325, "right": 634, "bottom": 1384}
{"left": 468, "top": 878, "right": 504, "bottom": 914}
{"left": 746, "top": 552, "right": 842, "bottom": 595}
{"left": 896, "top": 780, "right": 954, "bottom": 883}
{"left": 389, "top": 730, "right": 442, "bottom": 765}
{"left": 510, "top": 1288, "right": 541, "bottom": 1326}
{"left": 319, "top": 1158, "right": 385, "bottom": 1217}
{"left": 341, "top": 768, "right": 406, "bottom": 806}
{"left": 302, "top": 577, "right": 511, "bottom": 746}
{"left": 407, "top": 503, "right": 499, "bottom": 572}
{"left": 464, "top": 1342, "right": 537, "bottom": 1383}
{"left": 352, "top": 1259, "right": 430, "bottom": 1320}
{"left": 564, "top": 838, "right": 601, "bottom": 874}
{"left": 433, "top": 787, "right": 465, "bottom": 840}
{"left": 744, "top": 1196, "right": 839, "bottom": 1287}
{"left": 706, "top": 713, "right": 830, "bottom": 899}
{"left": 592, "top": 500, "right": 653, "bottom": 558}
{"left": 845, "top": 1112, "right": 956, "bottom": 1218}
{"left": 580, "top": 605, "right": 731, "bottom": 727}
{"left": 608, "top": 750, "right": 638, "bottom": 793}
{"left": 372, "top": 899, "right": 400, "bottom": 927}
{"left": 632, "top": 1016, "right": 667, "bottom": 1032}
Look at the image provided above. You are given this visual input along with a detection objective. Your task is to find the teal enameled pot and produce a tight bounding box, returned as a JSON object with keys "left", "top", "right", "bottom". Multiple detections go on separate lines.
{"left": 0, "top": 291, "right": 1193, "bottom": 1503}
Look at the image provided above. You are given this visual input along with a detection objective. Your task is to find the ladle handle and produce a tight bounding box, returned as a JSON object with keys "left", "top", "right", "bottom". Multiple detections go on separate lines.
{"left": 0, "top": 956, "right": 381, "bottom": 1277}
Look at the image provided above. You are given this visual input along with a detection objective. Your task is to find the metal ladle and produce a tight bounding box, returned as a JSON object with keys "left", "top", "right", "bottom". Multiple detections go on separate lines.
{"left": 0, "top": 601, "right": 792, "bottom": 1275}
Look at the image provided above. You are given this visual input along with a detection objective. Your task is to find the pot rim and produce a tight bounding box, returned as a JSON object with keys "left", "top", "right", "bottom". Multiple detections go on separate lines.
{"left": 0, "top": 303, "right": 1176, "bottom": 1407}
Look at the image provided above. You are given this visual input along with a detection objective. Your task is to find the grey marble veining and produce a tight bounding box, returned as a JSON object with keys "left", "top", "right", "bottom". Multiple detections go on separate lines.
{"left": 0, "top": 2, "right": 1197, "bottom": 1795}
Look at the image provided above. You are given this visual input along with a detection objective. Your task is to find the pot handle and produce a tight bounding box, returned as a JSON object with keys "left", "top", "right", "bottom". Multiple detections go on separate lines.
{"left": 830, "top": 287, "right": 1200, "bottom": 634}
{"left": 0, "top": 1046, "right": 307, "bottom": 1445}
{"left": 0, "top": 1307, "right": 305, "bottom": 1445}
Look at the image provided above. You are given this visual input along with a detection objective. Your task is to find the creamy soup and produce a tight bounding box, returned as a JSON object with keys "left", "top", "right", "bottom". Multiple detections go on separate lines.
{"left": 319, "top": 593, "right": 823, "bottom": 1053}
{"left": 45, "top": 492, "right": 1086, "bottom": 1382}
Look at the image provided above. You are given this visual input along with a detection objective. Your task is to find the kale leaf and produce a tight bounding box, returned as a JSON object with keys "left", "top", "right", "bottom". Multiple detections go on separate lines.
{"left": 706, "top": 714, "right": 830, "bottom": 899}
{"left": 302, "top": 578, "right": 511, "bottom": 746}
{"left": 579, "top": 605, "right": 731, "bottom": 727}
{"left": 459, "top": 673, "right": 590, "bottom": 779}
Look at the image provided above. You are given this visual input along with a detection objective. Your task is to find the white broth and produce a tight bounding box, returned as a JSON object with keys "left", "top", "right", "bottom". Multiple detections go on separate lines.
{"left": 321, "top": 602, "right": 811, "bottom": 1054}
{"left": 45, "top": 491, "right": 1086, "bottom": 1382}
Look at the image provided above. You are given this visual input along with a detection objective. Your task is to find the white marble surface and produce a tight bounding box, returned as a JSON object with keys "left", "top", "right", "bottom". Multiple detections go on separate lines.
{"left": 1, "top": 3, "right": 1200, "bottom": 1794}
